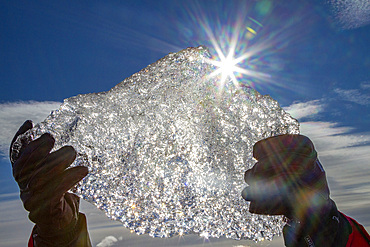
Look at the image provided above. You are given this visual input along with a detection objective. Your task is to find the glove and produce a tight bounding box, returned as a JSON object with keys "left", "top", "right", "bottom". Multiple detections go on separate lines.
{"left": 242, "top": 134, "right": 330, "bottom": 219}
{"left": 242, "top": 134, "right": 344, "bottom": 246}
{"left": 10, "top": 120, "right": 89, "bottom": 246}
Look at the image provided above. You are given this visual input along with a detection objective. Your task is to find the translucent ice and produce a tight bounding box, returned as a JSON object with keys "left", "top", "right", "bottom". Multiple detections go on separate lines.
{"left": 12, "top": 46, "right": 299, "bottom": 241}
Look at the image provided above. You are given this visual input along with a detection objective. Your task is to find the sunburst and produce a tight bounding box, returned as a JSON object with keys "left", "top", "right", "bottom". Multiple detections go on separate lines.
{"left": 204, "top": 24, "right": 268, "bottom": 92}
{"left": 207, "top": 46, "right": 250, "bottom": 89}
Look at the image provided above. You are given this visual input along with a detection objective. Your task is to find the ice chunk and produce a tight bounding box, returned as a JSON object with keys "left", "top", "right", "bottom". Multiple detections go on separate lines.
{"left": 12, "top": 46, "right": 299, "bottom": 241}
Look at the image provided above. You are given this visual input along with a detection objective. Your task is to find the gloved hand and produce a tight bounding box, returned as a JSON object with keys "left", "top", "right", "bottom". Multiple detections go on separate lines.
{"left": 242, "top": 134, "right": 344, "bottom": 246}
{"left": 10, "top": 120, "right": 89, "bottom": 246}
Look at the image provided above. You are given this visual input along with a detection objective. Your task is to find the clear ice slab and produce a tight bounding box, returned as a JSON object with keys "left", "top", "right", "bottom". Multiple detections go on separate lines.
{"left": 13, "top": 46, "right": 299, "bottom": 241}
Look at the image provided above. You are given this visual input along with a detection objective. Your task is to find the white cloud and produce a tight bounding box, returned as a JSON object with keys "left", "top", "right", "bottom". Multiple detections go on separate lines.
{"left": 299, "top": 121, "right": 370, "bottom": 151}
{"left": 360, "top": 81, "right": 370, "bottom": 90}
{"left": 284, "top": 99, "right": 370, "bottom": 156}
{"left": 283, "top": 100, "right": 324, "bottom": 119}
{"left": 0, "top": 101, "right": 61, "bottom": 159}
{"left": 96, "top": 236, "right": 118, "bottom": 247}
{"left": 334, "top": 88, "right": 370, "bottom": 105}
{"left": 329, "top": 0, "right": 370, "bottom": 29}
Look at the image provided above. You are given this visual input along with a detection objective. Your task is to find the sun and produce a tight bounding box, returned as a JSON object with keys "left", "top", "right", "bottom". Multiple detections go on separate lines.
{"left": 206, "top": 34, "right": 271, "bottom": 93}
{"left": 202, "top": 21, "right": 266, "bottom": 91}
{"left": 207, "top": 46, "right": 249, "bottom": 89}
{"left": 194, "top": 11, "right": 272, "bottom": 93}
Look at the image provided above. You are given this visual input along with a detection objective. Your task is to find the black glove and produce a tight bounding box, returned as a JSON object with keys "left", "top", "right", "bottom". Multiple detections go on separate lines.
{"left": 242, "top": 134, "right": 348, "bottom": 246}
{"left": 10, "top": 120, "right": 90, "bottom": 246}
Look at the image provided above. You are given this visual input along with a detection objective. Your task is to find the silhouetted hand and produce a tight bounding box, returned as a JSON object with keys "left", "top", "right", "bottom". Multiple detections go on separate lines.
{"left": 242, "top": 134, "right": 342, "bottom": 246}
{"left": 10, "top": 120, "right": 89, "bottom": 245}
{"left": 242, "top": 134, "right": 330, "bottom": 219}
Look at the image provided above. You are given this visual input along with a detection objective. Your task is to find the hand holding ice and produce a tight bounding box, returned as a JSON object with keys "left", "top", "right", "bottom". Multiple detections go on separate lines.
{"left": 13, "top": 46, "right": 299, "bottom": 241}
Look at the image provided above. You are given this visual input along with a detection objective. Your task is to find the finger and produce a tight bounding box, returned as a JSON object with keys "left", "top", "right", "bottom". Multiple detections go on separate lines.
{"left": 23, "top": 166, "right": 87, "bottom": 212}
{"left": 10, "top": 120, "right": 33, "bottom": 149}
{"left": 241, "top": 186, "right": 258, "bottom": 202}
{"left": 248, "top": 200, "right": 289, "bottom": 216}
{"left": 13, "top": 134, "right": 55, "bottom": 188}
{"left": 253, "top": 134, "right": 317, "bottom": 160}
{"left": 244, "top": 161, "right": 297, "bottom": 185}
{"left": 64, "top": 193, "right": 80, "bottom": 220}
{"left": 242, "top": 185, "right": 291, "bottom": 216}
{"left": 258, "top": 157, "right": 312, "bottom": 175}
{"left": 244, "top": 162, "right": 276, "bottom": 184}
{"left": 244, "top": 164, "right": 275, "bottom": 184}
{"left": 64, "top": 193, "right": 80, "bottom": 214}
{"left": 44, "top": 146, "right": 77, "bottom": 175}
{"left": 52, "top": 166, "right": 88, "bottom": 199}
{"left": 28, "top": 146, "right": 77, "bottom": 190}
{"left": 9, "top": 120, "right": 33, "bottom": 163}
{"left": 244, "top": 168, "right": 254, "bottom": 183}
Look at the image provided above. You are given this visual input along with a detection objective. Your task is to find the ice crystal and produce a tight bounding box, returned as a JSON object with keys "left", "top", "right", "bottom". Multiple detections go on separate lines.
{"left": 13, "top": 46, "right": 299, "bottom": 241}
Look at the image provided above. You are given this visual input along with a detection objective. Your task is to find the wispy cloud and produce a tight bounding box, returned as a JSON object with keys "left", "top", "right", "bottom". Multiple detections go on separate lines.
{"left": 283, "top": 100, "right": 324, "bottom": 119}
{"left": 0, "top": 101, "right": 61, "bottom": 159}
{"left": 334, "top": 88, "right": 370, "bottom": 106}
{"left": 328, "top": 0, "right": 370, "bottom": 29}
{"left": 360, "top": 81, "right": 370, "bottom": 90}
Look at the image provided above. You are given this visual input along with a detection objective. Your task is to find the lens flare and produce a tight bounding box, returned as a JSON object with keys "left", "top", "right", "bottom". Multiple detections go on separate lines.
{"left": 246, "top": 26, "right": 257, "bottom": 35}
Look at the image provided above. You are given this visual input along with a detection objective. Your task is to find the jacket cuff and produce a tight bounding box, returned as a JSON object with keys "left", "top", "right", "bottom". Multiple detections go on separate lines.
{"left": 283, "top": 199, "right": 350, "bottom": 247}
{"left": 31, "top": 213, "right": 91, "bottom": 247}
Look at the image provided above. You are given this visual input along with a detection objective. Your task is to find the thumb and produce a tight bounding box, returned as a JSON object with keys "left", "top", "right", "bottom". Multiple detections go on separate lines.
{"left": 242, "top": 185, "right": 291, "bottom": 216}
{"left": 242, "top": 180, "right": 286, "bottom": 202}
{"left": 241, "top": 186, "right": 253, "bottom": 201}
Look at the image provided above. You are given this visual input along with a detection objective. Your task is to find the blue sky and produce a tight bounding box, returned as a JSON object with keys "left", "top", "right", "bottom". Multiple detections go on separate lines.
{"left": 1, "top": 0, "right": 369, "bottom": 246}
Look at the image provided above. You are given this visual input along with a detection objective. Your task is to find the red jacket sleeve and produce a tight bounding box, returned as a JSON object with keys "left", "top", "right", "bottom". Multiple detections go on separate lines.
{"left": 28, "top": 235, "right": 33, "bottom": 247}
{"left": 282, "top": 201, "right": 369, "bottom": 247}
{"left": 343, "top": 213, "right": 370, "bottom": 247}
